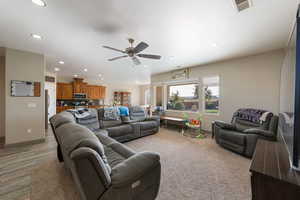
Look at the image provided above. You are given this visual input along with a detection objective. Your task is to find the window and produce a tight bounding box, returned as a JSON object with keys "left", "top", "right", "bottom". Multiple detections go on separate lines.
{"left": 203, "top": 77, "right": 220, "bottom": 114}
{"left": 167, "top": 83, "right": 199, "bottom": 111}
{"left": 144, "top": 88, "right": 150, "bottom": 105}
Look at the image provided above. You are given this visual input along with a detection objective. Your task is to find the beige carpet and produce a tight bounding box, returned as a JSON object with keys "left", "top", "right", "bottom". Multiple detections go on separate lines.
{"left": 0, "top": 128, "right": 251, "bottom": 200}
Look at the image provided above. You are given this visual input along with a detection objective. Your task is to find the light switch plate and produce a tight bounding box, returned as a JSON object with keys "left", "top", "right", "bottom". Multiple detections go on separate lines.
{"left": 27, "top": 103, "right": 37, "bottom": 108}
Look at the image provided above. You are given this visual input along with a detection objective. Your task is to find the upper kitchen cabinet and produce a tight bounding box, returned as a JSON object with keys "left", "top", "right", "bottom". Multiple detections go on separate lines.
{"left": 56, "top": 83, "right": 73, "bottom": 99}
{"left": 72, "top": 78, "right": 87, "bottom": 94}
{"left": 100, "top": 86, "right": 106, "bottom": 99}
{"left": 87, "top": 85, "right": 106, "bottom": 99}
{"left": 56, "top": 78, "right": 106, "bottom": 100}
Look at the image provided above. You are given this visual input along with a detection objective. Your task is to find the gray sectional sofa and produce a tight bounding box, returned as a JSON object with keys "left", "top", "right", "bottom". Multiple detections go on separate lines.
{"left": 50, "top": 109, "right": 161, "bottom": 200}
{"left": 97, "top": 107, "right": 160, "bottom": 142}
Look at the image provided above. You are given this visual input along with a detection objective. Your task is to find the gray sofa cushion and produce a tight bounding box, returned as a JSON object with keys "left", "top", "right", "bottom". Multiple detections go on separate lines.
{"left": 102, "top": 120, "right": 123, "bottom": 128}
{"left": 50, "top": 111, "right": 75, "bottom": 129}
{"left": 109, "top": 143, "right": 135, "bottom": 158}
{"left": 98, "top": 108, "right": 123, "bottom": 128}
{"left": 104, "top": 107, "right": 120, "bottom": 120}
{"left": 129, "top": 106, "right": 146, "bottom": 121}
{"left": 56, "top": 123, "right": 97, "bottom": 155}
{"left": 96, "top": 133, "right": 118, "bottom": 146}
{"left": 111, "top": 152, "right": 160, "bottom": 187}
{"left": 139, "top": 121, "right": 158, "bottom": 130}
{"left": 219, "top": 130, "right": 245, "bottom": 146}
{"left": 94, "top": 129, "right": 109, "bottom": 137}
{"left": 104, "top": 146, "right": 126, "bottom": 168}
{"left": 69, "top": 109, "right": 100, "bottom": 131}
{"left": 106, "top": 124, "right": 133, "bottom": 138}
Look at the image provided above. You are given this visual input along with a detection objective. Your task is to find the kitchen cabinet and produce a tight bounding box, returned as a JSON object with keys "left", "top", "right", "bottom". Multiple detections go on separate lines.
{"left": 57, "top": 79, "right": 106, "bottom": 100}
{"left": 87, "top": 85, "right": 106, "bottom": 99}
{"left": 100, "top": 86, "right": 106, "bottom": 99}
{"left": 57, "top": 83, "right": 73, "bottom": 99}
{"left": 73, "top": 78, "right": 87, "bottom": 94}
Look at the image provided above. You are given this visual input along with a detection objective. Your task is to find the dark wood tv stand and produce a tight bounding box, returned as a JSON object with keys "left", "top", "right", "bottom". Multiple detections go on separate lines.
{"left": 250, "top": 139, "right": 300, "bottom": 200}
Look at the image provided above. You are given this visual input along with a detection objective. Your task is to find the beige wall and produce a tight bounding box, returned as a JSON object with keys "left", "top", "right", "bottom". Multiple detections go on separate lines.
{"left": 151, "top": 49, "right": 285, "bottom": 130}
{"left": 0, "top": 56, "right": 5, "bottom": 138}
{"left": 139, "top": 84, "right": 151, "bottom": 105}
{"left": 5, "top": 48, "right": 45, "bottom": 145}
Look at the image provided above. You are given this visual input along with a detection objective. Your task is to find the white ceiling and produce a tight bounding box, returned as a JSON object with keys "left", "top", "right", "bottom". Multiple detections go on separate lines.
{"left": 0, "top": 0, "right": 298, "bottom": 84}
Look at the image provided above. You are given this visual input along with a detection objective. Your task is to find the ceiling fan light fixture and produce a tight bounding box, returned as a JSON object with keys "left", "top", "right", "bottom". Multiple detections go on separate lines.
{"left": 31, "top": 33, "right": 42, "bottom": 40}
{"left": 32, "top": 0, "right": 47, "bottom": 7}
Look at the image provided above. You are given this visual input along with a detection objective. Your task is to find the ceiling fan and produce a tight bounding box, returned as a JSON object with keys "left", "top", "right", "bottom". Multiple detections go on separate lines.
{"left": 103, "top": 38, "right": 161, "bottom": 65}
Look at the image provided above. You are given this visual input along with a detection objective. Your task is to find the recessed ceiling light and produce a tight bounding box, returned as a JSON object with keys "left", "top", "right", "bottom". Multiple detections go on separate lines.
{"left": 74, "top": 74, "right": 78, "bottom": 77}
{"left": 32, "top": 0, "right": 46, "bottom": 7}
{"left": 83, "top": 68, "right": 88, "bottom": 72}
{"left": 54, "top": 67, "right": 60, "bottom": 72}
{"left": 58, "top": 61, "right": 64, "bottom": 65}
{"left": 212, "top": 43, "right": 218, "bottom": 47}
{"left": 31, "top": 34, "right": 42, "bottom": 40}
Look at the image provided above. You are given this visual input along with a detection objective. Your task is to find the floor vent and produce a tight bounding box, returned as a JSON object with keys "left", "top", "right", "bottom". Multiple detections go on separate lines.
{"left": 234, "top": 0, "right": 252, "bottom": 12}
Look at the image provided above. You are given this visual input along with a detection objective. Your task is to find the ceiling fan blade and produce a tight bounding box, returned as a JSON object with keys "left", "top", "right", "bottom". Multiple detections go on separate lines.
{"left": 103, "top": 45, "right": 125, "bottom": 53}
{"left": 132, "top": 57, "right": 141, "bottom": 65}
{"left": 133, "top": 42, "right": 149, "bottom": 53}
{"left": 108, "top": 55, "right": 128, "bottom": 61}
{"left": 137, "top": 54, "right": 161, "bottom": 60}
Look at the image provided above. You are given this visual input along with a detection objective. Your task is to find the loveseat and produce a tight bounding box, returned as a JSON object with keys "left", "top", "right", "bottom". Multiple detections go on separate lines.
{"left": 50, "top": 110, "right": 161, "bottom": 200}
{"left": 213, "top": 110, "right": 278, "bottom": 158}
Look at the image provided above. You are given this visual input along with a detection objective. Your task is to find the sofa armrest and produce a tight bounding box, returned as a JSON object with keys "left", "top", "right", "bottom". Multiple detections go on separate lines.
{"left": 111, "top": 152, "right": 160, "bottom": 188}
{"left": 214, "top": 120, "right": 236, "bottom": 130}
{"left": 71, "top": 147, "right": 112, "bottom": 188}
{"left": 122, "top": 119, "right": 140, "bottom": 124}
{"left": 145, "top": 116, "right": 160, "bottom": 126}
{"left": 244, "top": 128, "right": 276, "bottom": 140}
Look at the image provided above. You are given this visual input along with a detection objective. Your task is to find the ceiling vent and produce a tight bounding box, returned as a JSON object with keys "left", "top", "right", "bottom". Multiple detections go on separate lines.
{"left": 233, "top": 0, "right": 252, "bottom": 12}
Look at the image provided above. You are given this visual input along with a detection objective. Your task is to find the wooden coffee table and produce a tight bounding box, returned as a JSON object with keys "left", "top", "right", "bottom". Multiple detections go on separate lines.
{"left": 160, "top": 116, "right": 186, "bottom": 133}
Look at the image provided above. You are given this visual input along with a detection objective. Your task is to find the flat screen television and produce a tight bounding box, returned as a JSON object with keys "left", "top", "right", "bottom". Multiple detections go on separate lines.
{"left": 279, "top": 6, "right": 300, "bottom": 171}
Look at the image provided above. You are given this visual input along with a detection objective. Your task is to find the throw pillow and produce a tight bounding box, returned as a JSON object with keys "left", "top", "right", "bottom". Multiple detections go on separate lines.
{"left": 119, "top": 106, "right": 129, "bottom": 116}
{"left": 104, "top": 107, "right": 120, "bottom": 120}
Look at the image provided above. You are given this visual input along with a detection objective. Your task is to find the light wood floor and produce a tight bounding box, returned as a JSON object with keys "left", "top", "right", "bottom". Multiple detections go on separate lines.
{"left": 0, "top": 129, "right": 77, "bottom": 200}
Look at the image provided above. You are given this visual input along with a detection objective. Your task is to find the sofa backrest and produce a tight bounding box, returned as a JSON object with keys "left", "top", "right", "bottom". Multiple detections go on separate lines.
{"left": 129, "top": 106, "right": 146, "bottom": 121}
{"left": 97, "top": 108, "right": 123, "bottom": 128}
{"left": 72, "top": 109, "right": 100, "bottom": 131}
{"left": 50, "top": 111, "right": 76, "bottom": 129}
{"left": 56, "top": 123, "right": 112, "bottom": 200}
{"left": 233, "top": 114, "right": 276, "bottom": 133}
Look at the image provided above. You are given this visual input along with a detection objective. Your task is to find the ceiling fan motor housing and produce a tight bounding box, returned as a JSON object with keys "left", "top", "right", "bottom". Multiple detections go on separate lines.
{"left": 126, "top": 47, "right": 135, "bottom": 57}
